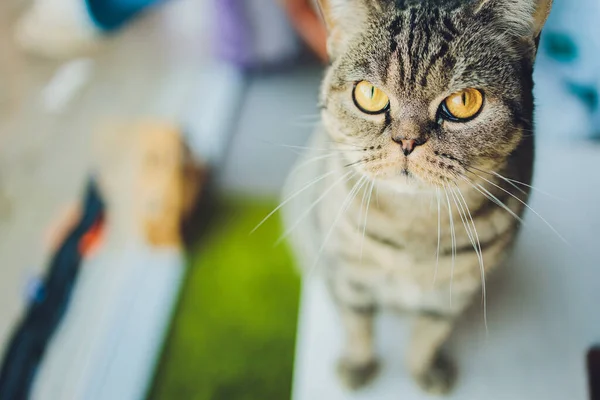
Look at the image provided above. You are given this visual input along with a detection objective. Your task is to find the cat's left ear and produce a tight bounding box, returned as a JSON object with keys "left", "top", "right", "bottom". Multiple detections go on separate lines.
{"left": 315, "top": 0, "right": 383, "bottom": 59}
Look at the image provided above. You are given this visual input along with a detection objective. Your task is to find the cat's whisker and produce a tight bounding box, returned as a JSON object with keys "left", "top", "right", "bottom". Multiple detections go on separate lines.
{"left": 290, "top": 121, "right": 322, "bottom": 128}
{"left": 442, "top": 184, "right": 456, "bottom": 305}
{"left": 507, "top": 124, "right": 535, "bottom": 133}
{"left": 293, "top": 114, "right": 322, "bottom": 122}
{"left": 275, "top": 170, "right": 355, "bottom": 245}
{"left": 493, "top": 173, "right": 539, "bottom": 191}
{"left": 259, "top": 140, "right": 364, "bottom": 153}
{"left": 345, "top": 156, "right": 393, "bottom": 170}
{"left": 275, "top": 144, "right": 343, "bottom": 152}
{"left": 288, "top": 153, "right": 341, "bottom": 177}
{"left": 469, "top": 171, "right": 569, "bottom": 245}
{"left": 308, "top": 175, "right": 370, "bottom": 277}
{"left": 467, "top": 164, "right": 559, "bottom": 199}
{"left": 356, "top": 173, "right": 371, "bottom": 237}
{"left": 429, "top": 191, "right": 435, "bottom": 212}
{"left": 259, "top": 141, "right": 329, "bottom": 153}
{"left": 360, "top": 178, "right": 376, "bottom": 261}
{"left": 251, "top": 169, "right": 338, "bottom": 234}
{"left": 344, "top": 158, "right": 372, "bottom": 168}
{"left": 496, "top": 176, "right": 528, "bottom": 197}
{"left": 469, "top": 168, "right": 528, "bottom": 197}
{"left": 461, "top": 176, "right": 523, "bottom": 223}
{"left": 448, "top": 186, "right": 471, "bottom": 279}
{"left": 452, "top": 185, "right": 488, "bottom": 334}
{"left": 327, "top": 140, "right": 365, "bottom": 149}
{"left": 495, "top": 172, "right": 561, "bottom": 201}
{"left": 433, "top": 187, "right": 441, "bottom": 285}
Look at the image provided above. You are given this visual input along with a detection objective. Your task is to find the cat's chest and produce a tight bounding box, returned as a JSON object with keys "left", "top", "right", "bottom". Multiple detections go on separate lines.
{"left": 332, "top": 243, "right": 477, "bottom": 314}
{"left": 324, "top": 188, "right": 443, "bottom": 276}
{"left": 358, "top": 190, "right": 441, "bottom": 252}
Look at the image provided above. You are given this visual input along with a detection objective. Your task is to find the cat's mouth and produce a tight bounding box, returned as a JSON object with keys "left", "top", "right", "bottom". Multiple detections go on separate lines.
{"left": 398, "top": 155, "right": 419, "bottom": 179}
{"left": 399, "top": 158, "right": 415, "bottom": 179}
{"left": 343, "top": 142, "right": 465, "bottom": 188}
{"left": 357, "top": 151, "right": 460, "bottom": 188}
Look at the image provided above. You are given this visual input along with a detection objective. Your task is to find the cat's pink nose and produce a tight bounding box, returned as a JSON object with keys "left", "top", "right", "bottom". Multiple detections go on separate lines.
{"left": 400, "top": 140, "right": 415, "bottom": 155}
{"left": 392, "top": 137, "right": 426, "bottom": 156}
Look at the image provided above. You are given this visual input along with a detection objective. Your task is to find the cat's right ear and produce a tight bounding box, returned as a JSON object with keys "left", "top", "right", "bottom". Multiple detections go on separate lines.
{"left": 316, "top": 0, "right": 378, "bottom": 59}
{"left": 475, "top": 0, "right": 553, "bottom": 41}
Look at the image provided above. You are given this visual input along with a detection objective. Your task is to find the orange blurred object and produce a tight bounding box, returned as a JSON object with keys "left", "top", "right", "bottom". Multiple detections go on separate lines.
{"left": 78, "top": 216, "right": 105, "bottom": 258}
{"left": 282, "top": 0, "right": 328, "bottom": 63}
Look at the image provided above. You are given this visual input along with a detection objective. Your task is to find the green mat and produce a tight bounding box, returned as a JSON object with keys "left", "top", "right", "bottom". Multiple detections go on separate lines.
{"left": 149, "top": 200, "right": 301, "bottom": 400}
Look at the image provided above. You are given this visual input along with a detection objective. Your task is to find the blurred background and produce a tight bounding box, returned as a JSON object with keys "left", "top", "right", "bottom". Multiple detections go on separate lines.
{"left": 0, "top": 0, "right": 598, "bottom": 399}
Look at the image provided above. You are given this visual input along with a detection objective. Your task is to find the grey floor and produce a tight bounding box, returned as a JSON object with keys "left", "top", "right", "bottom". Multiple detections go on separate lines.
{"left": 220, "top": 63, "right": 322, "bottom": 196}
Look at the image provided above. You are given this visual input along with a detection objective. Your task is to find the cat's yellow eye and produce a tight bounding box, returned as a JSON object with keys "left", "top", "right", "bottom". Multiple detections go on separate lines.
{"left": 353, "top": 81, "right": 390, "bottom": 114}
{"left": 443, "top": 88, "right": 484, "bottom": 121}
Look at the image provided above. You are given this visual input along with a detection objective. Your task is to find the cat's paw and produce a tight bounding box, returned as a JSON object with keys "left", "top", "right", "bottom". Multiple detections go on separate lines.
{"left": 336, "top": 357, "right": 380, "bottom": 390}
{"left": 413, "top": 353, "right": 457, "bottom": 395}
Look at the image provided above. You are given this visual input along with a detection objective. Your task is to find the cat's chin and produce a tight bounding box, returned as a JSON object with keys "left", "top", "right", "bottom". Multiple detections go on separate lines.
{"left": 370, "top": 172, "right": 437, "bottom": 195}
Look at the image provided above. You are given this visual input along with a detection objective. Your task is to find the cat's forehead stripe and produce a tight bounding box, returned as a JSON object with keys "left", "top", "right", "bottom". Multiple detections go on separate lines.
{"left": 386, "top": 7, "right": 461, "bottom": 90}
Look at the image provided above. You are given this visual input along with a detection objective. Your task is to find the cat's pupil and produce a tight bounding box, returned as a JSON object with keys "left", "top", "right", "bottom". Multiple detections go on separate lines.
{"left": 370, "top": 86, "right": 375, "bottom": 99}
{"left": 461, "top": 92, "right": 467, "bottom": 106}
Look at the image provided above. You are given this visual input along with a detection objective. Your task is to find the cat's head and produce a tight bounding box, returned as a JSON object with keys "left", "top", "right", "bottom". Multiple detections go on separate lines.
{"left": 318, "top": 0, "right": 552, "bottom": 190}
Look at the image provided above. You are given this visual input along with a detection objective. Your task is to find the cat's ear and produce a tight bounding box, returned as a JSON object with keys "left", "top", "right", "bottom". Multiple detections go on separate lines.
{"left": 475, "top": 0, "right": 553, "bottom": 40}
{"left": 530, "top": 0, "right": 553, "bottom": 39}
{"left": 316, "top": 0, "right": 381, "bottom": 59}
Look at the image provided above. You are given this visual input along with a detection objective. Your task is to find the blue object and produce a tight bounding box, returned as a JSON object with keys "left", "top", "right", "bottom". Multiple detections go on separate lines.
{"left": 25, "top": 277, "right": 46, "bottom": 305}
{"left": 536, "top": 0, "right": 600, "bottom": 138}
{"left": 544, "top": 32, "right": 578, "bottom": 63}
{"left": 85, "top": 0, "right": 165, "bottom": 31}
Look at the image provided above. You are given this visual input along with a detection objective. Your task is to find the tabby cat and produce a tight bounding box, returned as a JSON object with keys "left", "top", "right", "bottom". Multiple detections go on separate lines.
{"left": 281, "top": 0, "right": 552, "bottom": 394}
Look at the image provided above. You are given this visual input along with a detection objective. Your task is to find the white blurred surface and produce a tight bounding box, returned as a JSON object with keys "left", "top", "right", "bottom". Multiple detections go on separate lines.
{"left": 293, "top": 142, "right": 600, "bottom": 400}
{"left": 220, "top": 64, "right": 322, "bottom": 195}
{"left": 31, "top": 246, "right": 184, "bottom": 400}
{"left": 0, "top": 0, "right": 236, "bottom": 395}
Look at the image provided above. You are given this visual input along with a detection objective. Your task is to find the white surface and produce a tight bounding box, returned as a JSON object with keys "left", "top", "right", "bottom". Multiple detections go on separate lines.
{"left": 31, "top": 245, "right": 185, "bottom": 400}
{"left": 14, "top": 0, "right": 101, "bottom": 58}
{"left": 221, "top": 64, "right": 322, "bottom": 195}
{"left": 41, "top": 59, "right": 95, "bottom": 114}
{"left": 293, "top": 142, "right": 600, "bottom": 400}
{"left": 184, "top": 62, "right": 245, "bottom": 165}
{"left": 534, "top": 59, "right": 594, "bottom": 140}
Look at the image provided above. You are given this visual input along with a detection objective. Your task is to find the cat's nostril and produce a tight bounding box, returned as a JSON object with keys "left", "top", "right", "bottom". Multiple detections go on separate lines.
{"left": 392, "top": 137, "right": 427, "bottom": 156}
{"left": 401, "top": 140, "right": 416, "bottom": 155}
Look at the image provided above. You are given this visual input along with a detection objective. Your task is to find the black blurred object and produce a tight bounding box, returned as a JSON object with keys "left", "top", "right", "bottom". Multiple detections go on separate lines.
{"left": 589, "top": 346, "right": 600, "bottom": 400}
{"left": 181, "top": 169, "right": 217, "bottom": 249}
{"left": 0, "top": 179, "right": 105, "bottom": 400}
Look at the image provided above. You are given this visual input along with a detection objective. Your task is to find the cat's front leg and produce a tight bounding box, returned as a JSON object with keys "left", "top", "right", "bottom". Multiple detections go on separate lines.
{"left": 407, "top": 312, "right": 457, "bottom": 395}
{"left": 335, "top": 303, "right": 379, "bottom": 390}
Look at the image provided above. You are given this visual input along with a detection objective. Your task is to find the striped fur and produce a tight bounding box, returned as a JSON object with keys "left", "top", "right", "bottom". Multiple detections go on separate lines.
{"left": 283, "top": 0, "right": 551, "bottom": 394}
